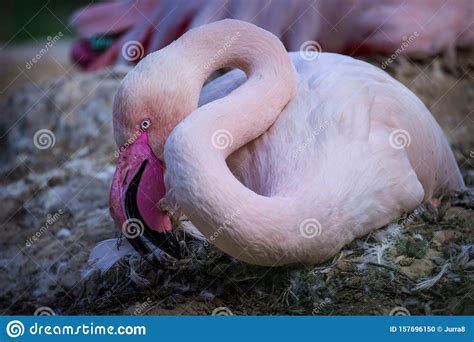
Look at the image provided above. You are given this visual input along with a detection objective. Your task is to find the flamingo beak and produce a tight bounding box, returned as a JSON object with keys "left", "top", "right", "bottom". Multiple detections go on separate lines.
{"left": 109, "top": 132, "right": 181, "bottom": 266}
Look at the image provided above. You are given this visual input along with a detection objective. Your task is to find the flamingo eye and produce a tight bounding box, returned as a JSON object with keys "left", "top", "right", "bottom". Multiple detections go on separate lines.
{"left": 140, "top": 119, "right": 151, "bottom": 130}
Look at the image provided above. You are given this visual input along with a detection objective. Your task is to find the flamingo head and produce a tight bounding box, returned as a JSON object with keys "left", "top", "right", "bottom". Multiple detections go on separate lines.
{"left": 109, "top": 65, "right": 190, "bottom": 265}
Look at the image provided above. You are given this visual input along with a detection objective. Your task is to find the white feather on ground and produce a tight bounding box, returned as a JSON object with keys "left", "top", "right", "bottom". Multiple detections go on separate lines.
{"left": 84, "top": 238, "right": 137, "bottom": 276}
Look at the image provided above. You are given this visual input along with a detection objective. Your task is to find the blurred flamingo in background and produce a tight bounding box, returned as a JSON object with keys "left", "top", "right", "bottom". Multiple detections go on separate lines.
{"left": 106, "top": 19, "right": 464, "bottom": 267}
{"left": 70, "top": 0, "right": 474, "bottom": 70}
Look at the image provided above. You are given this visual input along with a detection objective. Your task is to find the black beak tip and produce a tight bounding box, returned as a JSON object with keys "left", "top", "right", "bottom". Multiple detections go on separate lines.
{"left": 144, "top": 229, "right": 182, "bottom": 260}
{"left": 123, "top": 159, "right": 182, "bottom": 266}
{"left": 125, "top": 235, "right": 163, "bottom": 269}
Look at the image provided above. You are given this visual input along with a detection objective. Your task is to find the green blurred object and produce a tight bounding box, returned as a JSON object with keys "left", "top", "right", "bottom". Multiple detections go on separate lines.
{"left": 1, "top": 0, "right": 95, "bottom": 43}
{"left": 90, "top": 35, "right": 115, "bottom": 52}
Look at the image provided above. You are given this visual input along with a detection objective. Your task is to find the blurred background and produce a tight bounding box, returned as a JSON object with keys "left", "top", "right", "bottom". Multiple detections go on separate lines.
{"left": 1, "top": 0, "right": 92, "bottom": 96}
{"left": 0, "top": 0, "right": 472, "bottom": 316}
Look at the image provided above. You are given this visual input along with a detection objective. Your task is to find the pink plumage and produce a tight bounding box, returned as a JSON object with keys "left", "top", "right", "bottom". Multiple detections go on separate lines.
{"left": 109, "top": 19, "right": 464, "bottom": 266}
{"left": 70, "top": 0, "right": 474, "bottom": 70}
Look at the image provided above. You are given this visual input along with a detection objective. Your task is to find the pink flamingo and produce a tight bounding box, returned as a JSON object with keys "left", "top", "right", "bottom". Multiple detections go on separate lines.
{"left": 70, "top": 0, "right": 474, "bottom": 70}
{"left": 109, "top": 19, "right": 464, "bottom": 266}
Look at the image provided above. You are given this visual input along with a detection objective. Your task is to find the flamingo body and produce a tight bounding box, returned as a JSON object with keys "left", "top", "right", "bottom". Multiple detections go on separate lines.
{"left": 163, "top": 53, "right": 463, "bottom": 265}
{"left": 110, "top": 20, "right": 464, "bottom": 266}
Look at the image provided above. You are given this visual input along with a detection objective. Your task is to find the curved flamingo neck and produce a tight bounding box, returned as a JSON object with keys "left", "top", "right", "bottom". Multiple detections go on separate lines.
{"left": 165, "top": 19, "right": 297, "bottom": 155}
{"left": 162, "top": 20, "right": 301, "bottom": 265}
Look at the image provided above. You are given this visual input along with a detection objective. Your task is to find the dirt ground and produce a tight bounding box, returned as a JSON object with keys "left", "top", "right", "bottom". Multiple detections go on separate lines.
{"left": 0, "top": 48, "right": 472, "bottom": 316}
